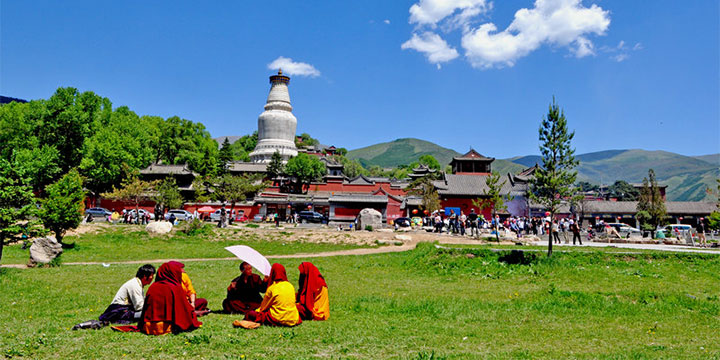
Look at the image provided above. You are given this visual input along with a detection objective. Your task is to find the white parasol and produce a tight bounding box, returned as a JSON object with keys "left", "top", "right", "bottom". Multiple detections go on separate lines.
{"left": 224, "top": 245, "right": 272, "bottom": 276}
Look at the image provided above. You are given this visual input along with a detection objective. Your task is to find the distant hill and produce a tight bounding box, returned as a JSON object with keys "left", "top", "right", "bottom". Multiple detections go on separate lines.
{"left": 349, "top": 138, "right": 718, "bottom": 202}
{"left": 347, "top": 138, "right": 461, "bottom": 168}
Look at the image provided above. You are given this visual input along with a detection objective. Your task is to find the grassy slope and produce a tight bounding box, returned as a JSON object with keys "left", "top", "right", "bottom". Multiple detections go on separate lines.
{"left": 1, "top": 226, "right": 371, "bottom": 265}
{"left": 347, "top": 138, "right": 461, "bottom": 168}
{"left": 1, "top": 242, "right": 719, "bottom": 359}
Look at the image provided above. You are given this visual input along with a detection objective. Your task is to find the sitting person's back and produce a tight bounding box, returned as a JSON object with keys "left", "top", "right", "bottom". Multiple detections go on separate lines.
{"left": 223, "top": 261, "right": 267, "bottom": 314}
{"left": 296, "top": 262, "right": 329, "bottom": 321}
{"left": 243, "top": 263, "right": 301, "bottom": 327}
{"left": 98, "top": 264, "right": 155, "bottom": 324}
{"left": 141, "top": 262, "right": 202, "bottom": 335}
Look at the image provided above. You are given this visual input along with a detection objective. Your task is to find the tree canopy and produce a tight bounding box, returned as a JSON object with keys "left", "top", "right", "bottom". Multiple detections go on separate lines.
{"left": 285, "top": 153, "right": 326, "bottom": 193}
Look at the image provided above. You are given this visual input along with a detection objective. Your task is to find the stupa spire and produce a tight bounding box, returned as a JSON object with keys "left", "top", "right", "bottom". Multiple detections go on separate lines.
{"left": 249, "top": 71, "right": 299, "bottom": 163}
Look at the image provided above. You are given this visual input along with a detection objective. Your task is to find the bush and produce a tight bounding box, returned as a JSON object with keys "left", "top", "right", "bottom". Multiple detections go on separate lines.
{"left": 181, "top": 219, "right": 214, "bottom": 237}
{"left": 365, "top": 225, "right": 373, "bottom": 231}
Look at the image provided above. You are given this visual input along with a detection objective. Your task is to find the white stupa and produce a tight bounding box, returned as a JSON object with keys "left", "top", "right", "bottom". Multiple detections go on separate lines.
{"left": 249, "top": 69, "right": 299, "bottom": 163}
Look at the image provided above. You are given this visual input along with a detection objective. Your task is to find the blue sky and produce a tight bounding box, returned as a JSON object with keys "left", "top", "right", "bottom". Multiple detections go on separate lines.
{"left": 1, "top": 0, "right": 718, "bottom": 159}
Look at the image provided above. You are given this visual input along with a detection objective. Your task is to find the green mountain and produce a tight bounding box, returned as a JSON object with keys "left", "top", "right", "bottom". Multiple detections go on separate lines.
{"left": 348, "top": 139, "right": 718, "bottom": 202}
{"left": 347, "top": 138, "right": 462, "bottom": 168}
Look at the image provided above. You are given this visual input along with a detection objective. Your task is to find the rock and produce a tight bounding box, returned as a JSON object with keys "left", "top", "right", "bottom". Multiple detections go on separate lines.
{"left": 29, "top": 237, "right": 62, "bottom": 265}
{"left": 394, "top": 234, "right": 412, "bottom": 242}
{"left": 377, "top": 239, "right": 404, "bottom": 246}
{"left": 377, "top": 229, "right": 393, "bottom": 233}
{"left": 146, "top": 221, "right": 173, "bottom": 234}
{"left": 357, "top": 208, "right": 382, "bottom": 230}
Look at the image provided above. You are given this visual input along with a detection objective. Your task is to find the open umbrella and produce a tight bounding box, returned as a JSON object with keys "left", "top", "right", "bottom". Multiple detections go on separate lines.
{"left": 224, "top": 245, "right": 272, "bottom": 276}
{"left": 197, "top": 206, "right": 215, "bottom": 213}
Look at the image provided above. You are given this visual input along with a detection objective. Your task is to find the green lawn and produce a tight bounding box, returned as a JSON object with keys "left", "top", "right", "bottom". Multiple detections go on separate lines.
{"left": 1, "top": 237, "right": 719, "bottom": 358}
{"left": 2, "top": 225, "right": 373, "bottom": 265}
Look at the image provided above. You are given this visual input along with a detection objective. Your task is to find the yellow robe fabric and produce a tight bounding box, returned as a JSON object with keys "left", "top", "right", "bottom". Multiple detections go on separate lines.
{"left": 181, "top": 272, "right": 196, "bottom": 301}
{"left": 311, "top": 286, "right": 330, "bottom": 320}
{"left": 257, "top": 281, "right": 300, "bottom": 326}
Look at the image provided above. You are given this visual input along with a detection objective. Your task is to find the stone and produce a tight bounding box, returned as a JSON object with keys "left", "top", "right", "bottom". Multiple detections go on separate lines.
{"left": 29, "top": 237, "right": 62, "bottom": 265}
{"left": 357, "top": 208, "right": 383, "bottom": 230}
{"left": 146, "top": 221, "right": 173, "bottom": 234}
{"left": 394, "top": 235, "right": 412, "bottom": 242}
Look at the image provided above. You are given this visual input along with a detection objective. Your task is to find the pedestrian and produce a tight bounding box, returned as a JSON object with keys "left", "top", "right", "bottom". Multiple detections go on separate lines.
{"left": 697, "top": 218, "right": 707, "bottom": 248}
{"left": 571, "top": 219, "right": 582, "bottom": 245}
{"left": 468, "top": 209, "right": 478, "bottom": 237}
{"left": 552, "top": 220, "right": 561, "bottom": 244}
{"left": 459, "top": 212, "right": 466, "bottom": 236}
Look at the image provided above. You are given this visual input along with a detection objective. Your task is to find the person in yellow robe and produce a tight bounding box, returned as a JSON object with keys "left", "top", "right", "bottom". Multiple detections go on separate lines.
{"left": 168, "top": 261, "right": 209, "bottom": 314}
{"left": 296, "top": 262, "right": 329, "bottom": 320}
{"left": 242, "top": 263, "right": 301, "bottom": 327}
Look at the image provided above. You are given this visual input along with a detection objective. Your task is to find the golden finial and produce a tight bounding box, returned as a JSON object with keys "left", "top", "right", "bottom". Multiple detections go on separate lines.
{"left": 278, "top": 68, "right": 283, "bottom": 75}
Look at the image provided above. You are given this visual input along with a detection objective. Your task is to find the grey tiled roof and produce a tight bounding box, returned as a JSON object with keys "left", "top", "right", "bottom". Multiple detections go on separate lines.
{"left": 140, "top": 163, "right": 196, "bottom": 176}
{"left": 329, "top": 194, "right": 388, "bottom": 204}
{"left": 227, "top": 162, "right": 268, "bottom": 173}
{"left": 434, "top": 174, "right": 513, "bottom": 196}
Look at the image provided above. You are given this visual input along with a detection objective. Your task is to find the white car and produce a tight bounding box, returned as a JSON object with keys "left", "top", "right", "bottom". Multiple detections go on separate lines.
{"left": 165, "top": 209, "right": 194, "bottom": 221}
{"left": 127, "top": 208, "right": 155, "bottom": 220}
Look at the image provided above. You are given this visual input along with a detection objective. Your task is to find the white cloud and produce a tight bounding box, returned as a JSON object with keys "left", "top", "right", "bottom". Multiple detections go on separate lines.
{"left": 632, "top": 42, "right": 643, "bottom": 51}
{"left": 409, "top": 0, "right": 490, "bottom": 29}
{"left": 613, "top": 54, "right": 628, "bottom": 62}
{"left": 267, "top": 56, "right": 320, "bottom": 77}
{"left": 401, "top": 31, "right": 460, "bottom": 65}
{"left": 384, "top": 19, "right": 391, "bottom": 24}
{"left": 461, "top": 0, "right": 610, "bottom": 68}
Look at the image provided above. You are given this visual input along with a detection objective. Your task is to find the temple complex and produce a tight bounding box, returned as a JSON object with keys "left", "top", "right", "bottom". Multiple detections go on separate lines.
{"left": 249, "top": 70, "right": 299, "bottom": 163}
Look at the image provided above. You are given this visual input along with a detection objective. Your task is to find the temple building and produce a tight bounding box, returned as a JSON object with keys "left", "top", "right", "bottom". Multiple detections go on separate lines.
{"left": 249, "top": 70, "right": 299, "bottom": 163}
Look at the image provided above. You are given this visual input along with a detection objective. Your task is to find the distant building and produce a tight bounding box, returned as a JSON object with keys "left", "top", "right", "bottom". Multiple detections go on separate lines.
{"left": 249, "top": 70, "right": 299, "bottom": 163}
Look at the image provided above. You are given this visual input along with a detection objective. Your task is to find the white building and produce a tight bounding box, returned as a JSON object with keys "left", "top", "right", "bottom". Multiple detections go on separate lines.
{"left": 249, "top": 69, "right": 299, "bottom": 163}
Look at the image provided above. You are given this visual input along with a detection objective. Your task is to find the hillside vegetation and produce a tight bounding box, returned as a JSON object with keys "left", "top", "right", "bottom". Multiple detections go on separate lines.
{"left": 346, "top": 138, "right": 461, "bottom": 168}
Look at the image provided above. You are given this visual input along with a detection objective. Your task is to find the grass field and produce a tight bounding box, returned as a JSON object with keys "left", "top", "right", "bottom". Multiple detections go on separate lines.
{"left": 2, "top": 229, "right": 720, "bottom": 359}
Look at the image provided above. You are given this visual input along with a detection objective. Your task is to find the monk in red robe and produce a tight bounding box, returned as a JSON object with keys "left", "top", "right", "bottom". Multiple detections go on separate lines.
{"left": 223, "top": 261, "right": 267, "bottom": 314}
{"left": 296, "top": 262, "right": 330, "bottom": 321}
{"left": 140, "top": 262, "right": 202, "bottom": 335}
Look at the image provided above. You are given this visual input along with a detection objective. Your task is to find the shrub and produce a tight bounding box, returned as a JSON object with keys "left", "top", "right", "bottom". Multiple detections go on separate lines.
{"left": 365, "top": 225, "right": 373, "bottom": 231}
{"left": 181, "top": 219, "right": 214, "bottom": 237}
{"left": 245, "top": 223, "right": 259, "bottom": 228}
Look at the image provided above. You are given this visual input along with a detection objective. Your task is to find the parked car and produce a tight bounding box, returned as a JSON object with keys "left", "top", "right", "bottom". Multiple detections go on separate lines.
{"left": 298, "top": 211, "right": 327, "bottom": 224}
{"left": 606, "top": 223, "right": 642, "bottom": 237}
{"left": 252, "top": 214, "right": 264, "bottom": 222}
{"left": 210, "top": 209, "right": 237, "bottom": 222}
{"left": 85, "top": 207, "right": 111, "bottom": 218}
{"left": 660, "top": 224, "right": 693, "bottom": 237}
{"left": 165, "top": 209, "right": 193, "bottom": 221}
{"left": 127, "top": 208, "right": 155, "bottom": 220}
{"left": 394, "top": 217, "right": 411, "bottom": 227}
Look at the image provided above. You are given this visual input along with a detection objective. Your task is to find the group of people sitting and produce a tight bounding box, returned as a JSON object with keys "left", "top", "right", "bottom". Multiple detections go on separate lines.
{"left": 98, "top": 260, "right": 328, "bottom": 335}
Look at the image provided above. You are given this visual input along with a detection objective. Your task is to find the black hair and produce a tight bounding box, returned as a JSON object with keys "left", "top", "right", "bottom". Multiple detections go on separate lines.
{"left": 239, "top": 261, "right": 250, "bottom": 271}
{"left": 136, "top": 264, "right": 156, "bottom": 279}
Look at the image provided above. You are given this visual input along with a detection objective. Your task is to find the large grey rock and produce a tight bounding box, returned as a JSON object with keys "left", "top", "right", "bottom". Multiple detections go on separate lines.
{"left": 146, "top": 221, "right": 173, "bottom": 234}
{"left": 357, "top": 208, "right": 383, "bottom": 230}
{"left": 29, "top": 237, "right": 62, "bottom": 265}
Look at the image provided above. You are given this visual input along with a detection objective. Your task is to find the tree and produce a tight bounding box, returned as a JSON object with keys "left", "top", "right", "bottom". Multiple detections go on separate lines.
{"left": 405, "top": 172, "right": 441, "bottom": 215}
{"left": 101, "top": 174, "right": 158, "bottom": 220}
{"left": 40, "top": 169, "right": 85, "bottom": 244}
{"left": 418, "top": 154, "right": 441, "bottom": 170}
{"left": 636, "top": 169, "right": 667, "bottom": 234}
{"left": 295, "top": 133, "right": 319, "bottom": 148}
{"left": 577, "top": 181, "right": 599, "bottom": 192}
{"left": 154, "top": 116, "right": 219, "bottom": 176}
{"left": 209, "top": 174, "right": 267, "bottom": 220}
{"left": 11, "top": 145, "right": 62, "bottom": 193}
{"left": 0, "top": 159, "right": 42, "bottom": 263}
{"left": 472, "top": 171, "right": 510, "bottom": 241}
{"left": 284, "top": 153, "right": 326, "bottom": 193}
{"left": 153, "top": 178, "right": 184, "bottom": 210}
{"left": 218, "top": 138, "right": 234, "bottom": 172}
{"left": 266, "top": 151, "right": 285, "bottom": 180}
{"left": 336, "top": 147, "right": 348, "bottom": 156}
{"left": 529, "top": 98, "right": 578, "bottom": 256}
{"left": 607, "top": 180, "right": 639, "bottom": 201}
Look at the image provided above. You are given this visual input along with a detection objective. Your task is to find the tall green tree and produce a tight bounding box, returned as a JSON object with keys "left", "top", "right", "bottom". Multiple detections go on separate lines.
{"left": 472, "top": 171, "right": 510, "bottom": 241}
{"left": 285, "top": 153, "right": 326, "bottom": 193}
{"left": 418, "top": 154, "right": 441, "bottom": 170}
{"left": 209, "top": 174, "right": 267, "bottom": 220}
{"left": 80, "top": 106, "right": 156, "bottom": 195}
{"left": 11, "top": 145, "right": 62, "bottom": 193}
{"left": 155, "top": 116, "right": 219, "bottom": 176}
{"left": 40, "top": 169, "right": 85, "bottom": 244}
{"left": 266, "top": 151, "right": 285, "bottom": 180}
{"left": 405, "top": 172, "right": 441, "bottom": 215}
{"left": 607, "top": 180, "right": 639, "bottom": 201}
{"left": 529, "top": 98, "right": 578, "bottom": 256}
{"left": 101, "top": 174, "right": 158, "bottom": 220}
{"left": 153, "top": 178, "right": 184, "bottom": 210}
{"left": 636, "top": 169, "right": 667, "bottom": 234}
{"left": 0, "top": 159, "right": 42, "bottom": 263}
{"left": 218, "top": 138, "right": 234, "bottom": 172}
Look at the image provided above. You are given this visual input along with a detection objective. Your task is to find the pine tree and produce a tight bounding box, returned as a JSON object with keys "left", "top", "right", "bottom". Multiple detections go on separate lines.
{"left": 267, "top": 151, "right": 285, "bottom": 180}
{"left": 472, "top": 171, "right": 510, "bottom": 241}
{"left": 217, "top": 138, "right": 233, "bottom": 173}
{"left": 529, "top": 98, "right": 578, "bottom": 256}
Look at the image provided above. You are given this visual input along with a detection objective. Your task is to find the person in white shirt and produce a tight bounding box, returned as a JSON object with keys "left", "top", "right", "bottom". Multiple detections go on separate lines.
{"left": 98, "top": 264, "right": 155, "bottom": 324}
